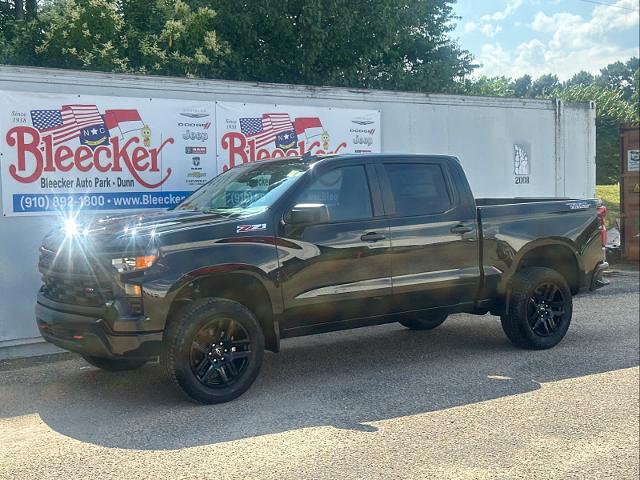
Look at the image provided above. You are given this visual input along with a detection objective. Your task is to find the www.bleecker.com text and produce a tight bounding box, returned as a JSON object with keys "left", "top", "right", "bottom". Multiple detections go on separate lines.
{"left": 40, "top": 177, "right": 136, "bottom": 189}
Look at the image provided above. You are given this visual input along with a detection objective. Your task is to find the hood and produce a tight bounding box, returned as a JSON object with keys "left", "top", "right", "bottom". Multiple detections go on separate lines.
{"left": 41, "top": 208, "right": 272, "bottom": 257}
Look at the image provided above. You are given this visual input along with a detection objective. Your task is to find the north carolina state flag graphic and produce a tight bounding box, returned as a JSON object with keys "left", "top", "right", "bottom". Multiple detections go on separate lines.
{"left": 294, "top": 117, "right": 322, "bottom": 135}
{"left": 104, "top": 109, "right": 144, "bottom": 135}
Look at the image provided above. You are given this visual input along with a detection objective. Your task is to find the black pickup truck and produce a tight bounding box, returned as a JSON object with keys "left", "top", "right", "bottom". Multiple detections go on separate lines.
{"left": 36, "top": 154, "right": 609, "bottom": 403}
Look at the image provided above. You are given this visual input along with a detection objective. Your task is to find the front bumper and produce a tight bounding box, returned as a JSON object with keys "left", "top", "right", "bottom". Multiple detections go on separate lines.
{"left": 36, "top": 293, "right": 163, "bottom": 360}
{"left": 590, "top": 261, "right": 610, "bottom": 291}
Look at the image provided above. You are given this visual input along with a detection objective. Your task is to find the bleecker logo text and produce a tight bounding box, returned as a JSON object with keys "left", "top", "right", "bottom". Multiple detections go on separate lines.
{"left": 6, "top": 126, "right": 174, "bottom": 188}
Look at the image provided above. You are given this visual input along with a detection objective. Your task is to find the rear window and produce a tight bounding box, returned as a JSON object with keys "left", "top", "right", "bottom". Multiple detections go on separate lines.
{"left": 384, "top": 163, "right": 452, "bottom": 216}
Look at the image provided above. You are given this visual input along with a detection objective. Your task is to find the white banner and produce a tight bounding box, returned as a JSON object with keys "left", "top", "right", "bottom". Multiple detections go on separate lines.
{"left": 215, "top": 102, "right": 381, "bottom": 172}
{"left": 0, "top": 91, "right": 216, "bottom": 216}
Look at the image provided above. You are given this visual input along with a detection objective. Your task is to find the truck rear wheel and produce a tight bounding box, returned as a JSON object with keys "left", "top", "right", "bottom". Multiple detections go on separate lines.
{"left": 501, "top": 267, "right": 573, "bottom": 350}
{"left": 82, "top": 355, "right": 147, "bottom": 371}
{"left": 163, "top": 298, "right": 265, "bottom": 404}
{"left": 399, "top": 312, "right": 448, "bottom": 330}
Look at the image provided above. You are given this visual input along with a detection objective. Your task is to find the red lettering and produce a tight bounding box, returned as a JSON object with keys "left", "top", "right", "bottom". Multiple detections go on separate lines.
{"left": 43, "top": 135, "right": 54, "bottom": 172}
{"left": 332, "top": 142, "right": 348, "bottom": 154}
{"left": 220, "top": 132, "right": 247, "bottom": 170}
{"left": 110, "top": 136, "right": 134, "bottom": 172}
{"left": 131, "top": 146, "right": 150, "bottom": 171}
{"left": 270, "top": 148, "right": 286, "bottom": 158}
{"left": 113, "top": 136, "right": 171, "bottom": 189}
{"left": 248, "top": 138, "right": 257, "bottom": 163}
{"left": 74, "top": 146, "right": 93, "bottom": 172}
{"left": 54, "top": 146, "right": 74, "bottom": 172}
{"left": 149, "top": 138, "right": 173, "bottom": 172}
{"left": 256, "top": 148, "right": 271, "bottom": 161}
{"left": 6, "top": 126, "right": 43, "bottom": 183}
{"left": 93, "top": 146, "right": 112, "bottom": 173}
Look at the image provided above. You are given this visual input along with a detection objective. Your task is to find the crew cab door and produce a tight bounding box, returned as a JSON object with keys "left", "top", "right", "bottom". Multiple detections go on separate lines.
{"left": 276, "top": 162, "right": 392, "bottom": 332}
{"left": 377, "top": 157, "right": 480, "bottom": 312}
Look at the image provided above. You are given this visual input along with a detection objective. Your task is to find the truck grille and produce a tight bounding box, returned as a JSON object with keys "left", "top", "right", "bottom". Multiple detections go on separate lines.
{"left": 39, "top": 247, "right": 114, "bottom": 307}
{"left": 41, "top": 275, "right": 113, "bottom": 307}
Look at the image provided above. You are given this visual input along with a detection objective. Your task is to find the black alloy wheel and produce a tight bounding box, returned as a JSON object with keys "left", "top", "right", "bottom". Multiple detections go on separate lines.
{"left": 190, "top": 317, "right": 252, "bottom": 387}
{"left": 501, "top": 267, "right": 573, "bottom": 350}
{"left": 526, "top": 282, "right": 567, "bottom": 337}
{"left": 163, "top": 298, "right": 265, "bottom": 404}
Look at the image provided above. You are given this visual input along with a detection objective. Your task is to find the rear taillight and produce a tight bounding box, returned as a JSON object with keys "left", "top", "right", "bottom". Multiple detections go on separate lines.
{"left": 597, "top": 205, "right": 607, "bottom": 247}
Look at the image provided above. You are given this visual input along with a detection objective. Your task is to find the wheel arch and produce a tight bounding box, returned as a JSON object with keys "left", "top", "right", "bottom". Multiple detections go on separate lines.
{"left": 511, "top": 241, "right": 583, "bottom": 294}
{"left": 166, "top": 266, "right": 280, "bottom": 352}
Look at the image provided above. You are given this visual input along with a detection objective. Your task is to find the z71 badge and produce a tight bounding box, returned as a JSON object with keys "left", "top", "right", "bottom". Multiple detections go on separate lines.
{"left": 236, "top": 224, "right": 267, "bottom": 233}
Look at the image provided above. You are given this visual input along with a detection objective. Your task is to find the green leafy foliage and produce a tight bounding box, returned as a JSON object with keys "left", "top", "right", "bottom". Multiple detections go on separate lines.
{"left": 0, "top": 0, "right": 472, "bottom": 92}
{"left": 201, "top": 0, "right": 474, "bottom": 91}
{"left": 454, "top": 76, "right": 515, "bottom": 97}
{"left": 595, "top": 184, "right": 620, "bottom": 227}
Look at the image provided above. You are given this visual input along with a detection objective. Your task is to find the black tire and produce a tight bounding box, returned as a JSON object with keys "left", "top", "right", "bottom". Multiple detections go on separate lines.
{"left": 501, "top": 267, "right": 573, "bottom": 350}
{"left": 162, "top": 298, "right": 265, "bottom": 404}
{"left": 399, "top": 312, "right": 448, "bottom": 330}
{"left": 82, "top": 355, "right": 147, "bottom": 371}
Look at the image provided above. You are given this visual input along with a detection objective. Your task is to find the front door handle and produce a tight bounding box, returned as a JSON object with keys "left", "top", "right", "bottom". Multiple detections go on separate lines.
{"left": 451, "top": 224, "right": 473, "bottom": 234}
{"left": 361, "top": 232, "right": 386, "bottom": 242}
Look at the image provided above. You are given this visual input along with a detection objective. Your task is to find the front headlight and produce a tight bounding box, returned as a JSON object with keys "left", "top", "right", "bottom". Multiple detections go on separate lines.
{"left": 111, "top": 254, "right": 157, "bottom": 273}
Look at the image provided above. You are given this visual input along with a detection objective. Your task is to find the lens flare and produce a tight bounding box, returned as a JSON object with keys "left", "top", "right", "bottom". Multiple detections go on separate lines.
{"left": 64, "top": 218, "right": 79, "bottom": 237}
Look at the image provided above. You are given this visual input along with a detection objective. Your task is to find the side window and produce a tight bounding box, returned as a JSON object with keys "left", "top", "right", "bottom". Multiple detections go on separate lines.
{"left": 384, "top": 163, "right": 452, "bottom": 216}
{"left": 294, "top": 165, "right": 373, "bottom": 222}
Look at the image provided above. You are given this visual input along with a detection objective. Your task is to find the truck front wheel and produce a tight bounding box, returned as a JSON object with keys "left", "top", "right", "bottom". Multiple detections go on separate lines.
{"left": 501, "top": 267, "right": 573, "bottom": 350}
{"left": 163, "top": 298, "right": 265, "bottom": 404}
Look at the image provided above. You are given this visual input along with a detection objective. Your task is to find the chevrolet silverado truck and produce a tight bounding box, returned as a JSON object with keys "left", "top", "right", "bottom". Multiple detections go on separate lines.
{"left": 36, "top": 154, "right": 609, "bottom": 403}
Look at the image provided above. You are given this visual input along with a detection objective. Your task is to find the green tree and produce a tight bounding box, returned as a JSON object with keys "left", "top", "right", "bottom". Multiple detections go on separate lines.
{"left": 513, "top": 74, "right": 532, "bottom": 98}
{"left": 597, "top": 57, "right": 639, "bottom": 101}
{"left": 455, "top": 75, "right": 514, "bottom": 97}
{"left": 0, "top": 0, "right": 472, "bottom": 92}
{"left": 0, "top": 0, "right": 227, "bottom": 76}
{"left": 530, "top": 73, "right": 560, "bottom": 98}
{"left": 34, "top": 0, "right": 127, "bottom": 71}
{"left": 211, "top": 0, "right": 473, "bottom": 92}
{"left": 565, "top": 70, "right": 595, "bottom": 87}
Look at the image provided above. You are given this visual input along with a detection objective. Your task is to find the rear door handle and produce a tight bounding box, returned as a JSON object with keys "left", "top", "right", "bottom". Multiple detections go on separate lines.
{"left": 361, "top": 232, "right": 386, "bottom": 242}
{"left": 451, "top": 224, "right": 473, "bottom": 234}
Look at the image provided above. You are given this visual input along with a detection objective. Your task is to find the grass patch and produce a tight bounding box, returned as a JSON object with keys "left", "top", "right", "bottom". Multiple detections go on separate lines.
{"left": 596, "top": 184, "right": 620, "bottom": 227}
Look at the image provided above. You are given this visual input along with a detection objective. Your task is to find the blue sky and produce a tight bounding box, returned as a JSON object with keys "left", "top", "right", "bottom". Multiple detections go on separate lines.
{"left": 453, "top": 0, "right": 640, "bottom": 79}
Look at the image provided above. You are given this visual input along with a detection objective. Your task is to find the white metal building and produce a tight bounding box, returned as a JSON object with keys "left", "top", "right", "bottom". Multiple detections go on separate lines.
{"left": 0, "top": 66, "right": 596, "bottom": 358}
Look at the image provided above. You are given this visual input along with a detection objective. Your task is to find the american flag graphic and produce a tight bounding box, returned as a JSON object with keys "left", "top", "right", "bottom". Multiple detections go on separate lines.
{"left": 240, "top": 113, "right": 294, "bottom": 148}
{"left": 30, "top": 105, "right": 104, "bottom": 146}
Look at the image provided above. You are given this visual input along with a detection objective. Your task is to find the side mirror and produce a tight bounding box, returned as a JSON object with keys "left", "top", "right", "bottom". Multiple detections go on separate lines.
{"left": 284, "top": 204, "right": 330, "bottom": 225}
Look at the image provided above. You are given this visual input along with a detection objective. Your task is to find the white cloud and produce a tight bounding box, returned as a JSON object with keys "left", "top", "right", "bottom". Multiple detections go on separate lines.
{"left": 481, "top": 0, "right": 523, "bottom": 22}
{"left": 463, "top": 0, "right": 522, "bottom": 38}
{"left": 463, "top": 21, "right": 477, "bottom": 34}
{"left": 477, "top": 0, "right": 640, "bottom": 79}
{"left": 481, "top": 24, "right": 503, "bottom": 37}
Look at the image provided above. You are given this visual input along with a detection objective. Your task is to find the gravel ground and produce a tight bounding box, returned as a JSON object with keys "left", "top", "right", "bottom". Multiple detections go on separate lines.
{"left": 1, "top": 272, "right": 638, "bottom": 480}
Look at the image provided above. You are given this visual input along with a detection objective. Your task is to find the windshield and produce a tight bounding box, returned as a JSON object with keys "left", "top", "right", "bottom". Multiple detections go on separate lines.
{"left": 175, "top": 161, "right": 308, "bottom": 215}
